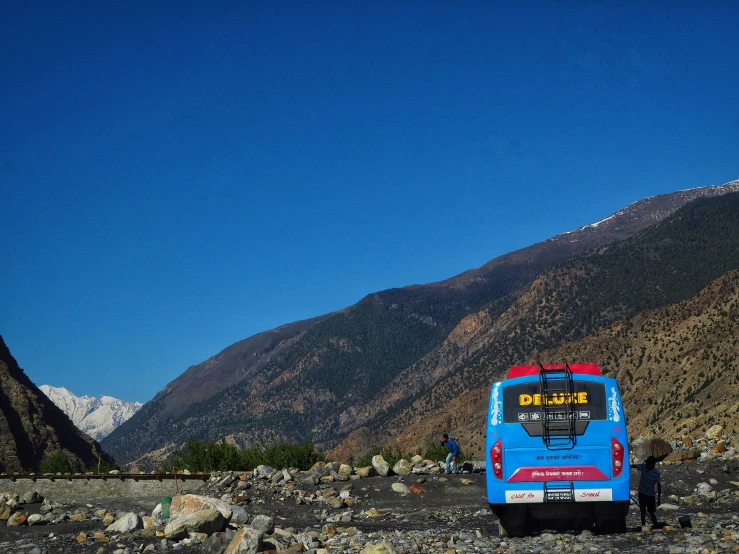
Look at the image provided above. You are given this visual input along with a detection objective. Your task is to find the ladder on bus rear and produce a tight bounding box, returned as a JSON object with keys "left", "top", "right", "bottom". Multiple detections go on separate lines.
{"left": 539, "top": 363, "right": 577, "bottom": 449}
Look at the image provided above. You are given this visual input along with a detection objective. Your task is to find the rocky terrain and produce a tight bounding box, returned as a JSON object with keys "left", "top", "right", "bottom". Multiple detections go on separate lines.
{"left": 39, "top": 385, "right": 143, "bottom": 441}
{"left": 2, "top": 428, "right": 738, "bottom": 554}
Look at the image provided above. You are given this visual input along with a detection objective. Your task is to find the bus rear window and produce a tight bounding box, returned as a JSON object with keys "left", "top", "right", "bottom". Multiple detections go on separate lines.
{"left": 502, "top": 381, "right": 607, "bottom": 423}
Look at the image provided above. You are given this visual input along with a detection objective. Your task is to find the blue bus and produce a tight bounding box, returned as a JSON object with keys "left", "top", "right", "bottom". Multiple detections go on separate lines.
{"left": 486, "top": 363, "right": 630, "bottom": 536}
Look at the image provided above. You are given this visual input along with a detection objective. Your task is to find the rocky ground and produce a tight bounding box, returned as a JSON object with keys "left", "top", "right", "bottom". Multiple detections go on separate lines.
{"left": 0, "top": 431, "right": 737, "bottom": 554}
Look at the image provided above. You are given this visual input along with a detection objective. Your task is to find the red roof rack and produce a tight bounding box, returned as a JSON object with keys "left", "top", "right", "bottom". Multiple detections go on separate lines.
{"left": 507, "top": 363, "right": 601, "bottom": 379}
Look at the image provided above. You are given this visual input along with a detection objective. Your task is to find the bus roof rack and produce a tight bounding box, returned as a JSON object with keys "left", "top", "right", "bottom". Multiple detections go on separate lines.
{"left": 508, "top": 363, "right": 601, "bottom": 379}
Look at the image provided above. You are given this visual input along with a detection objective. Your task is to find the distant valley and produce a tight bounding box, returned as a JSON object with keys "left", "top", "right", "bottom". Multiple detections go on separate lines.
{"left": 39, "top": 385, "right": 142, "bottom": 441}
{"left": 101, "top": 179, "right": 739, "bottom": 469}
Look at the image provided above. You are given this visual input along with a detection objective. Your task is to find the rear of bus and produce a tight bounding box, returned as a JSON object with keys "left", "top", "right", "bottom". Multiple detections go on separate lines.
{"left": 486, "top": 363, "right": 630, "bottom": 536}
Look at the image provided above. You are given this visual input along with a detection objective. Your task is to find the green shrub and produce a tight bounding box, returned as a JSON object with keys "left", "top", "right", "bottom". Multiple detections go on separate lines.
{"left": 422, "top": 442, "right": 451, "bottom": 463}
{"left": 162, "top": 437, "right": 324, "bottom": 472}
{"left": 38, "top": 450, "right": 82, "bottom": 474}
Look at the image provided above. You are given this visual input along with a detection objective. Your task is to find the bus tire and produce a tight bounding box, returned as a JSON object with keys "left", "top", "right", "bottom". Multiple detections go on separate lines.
{"left": 497, "top": 516, "right": 532, "bottom": 537}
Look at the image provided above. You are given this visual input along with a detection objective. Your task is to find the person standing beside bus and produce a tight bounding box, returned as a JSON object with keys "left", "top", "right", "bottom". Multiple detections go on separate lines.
{"left": 441, "top": 433, "right": 460, "bottom": 474}
{"left": 630, "top": 455, "right": 661, "bottom": 527}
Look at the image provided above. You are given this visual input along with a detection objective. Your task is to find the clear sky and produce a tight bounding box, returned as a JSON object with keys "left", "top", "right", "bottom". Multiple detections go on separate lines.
{"left": 2, "top": 2, "right": 738, "bottom": 403}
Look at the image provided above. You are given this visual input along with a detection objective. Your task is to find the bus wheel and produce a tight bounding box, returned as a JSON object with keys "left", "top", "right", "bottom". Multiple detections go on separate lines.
{"left": 596, "top": 517, "right": 626, "bottom": 534}
{"left": 498, "top": 517, "right": 531, "bottom": 537}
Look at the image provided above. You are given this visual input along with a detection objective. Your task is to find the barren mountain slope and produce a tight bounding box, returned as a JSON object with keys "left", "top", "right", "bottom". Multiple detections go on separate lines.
{"left": 362, "top": 269, "right": 739, "bottom": 461}
{"left": 0, "top": 336, "right": 114, "bottom": 472}
{"left": 330, "top": 191, "right": 739, "bottom": 460}
{"left": 105, "top": 180, "right": 739, "bottom": 468}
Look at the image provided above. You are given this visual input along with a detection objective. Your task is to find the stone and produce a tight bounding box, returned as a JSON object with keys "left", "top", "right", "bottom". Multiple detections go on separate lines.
{"left": 391, "top": 483, "right": 410, "bottom": 494}
{"left": 326, "top": 497, "right": 344, "bottom": 509}
{"left": 106, "top": 512, "right": 143, "bottom": 533}
{"left": 255, "top": 465, "right": 276, "bottom": 479}
{"left": 681, "top": 436, "right": 693, "bottom": 447}
{"left": 355, "top": 466, "right": 376, "bottom": 478}
{"left": 202, "top": 529, "right": 237, "bottom": 554}
{"left": 218, "top": 474, "right": 236, "bottom": 488}
{"left": 27, "top": 514, "right": 45, "bottom": 525}
{"left": 0, "top": 501, "right": 10, "bottom": 520}
{"left": 459, "top": 478, "right": 474, "bottom": 485}
{"left": 706, "top": 425, "right": 723, "bottom": 440}
{"left": 360, "top": 542, "right": 399, "bottom": 554}
{"left": 372, "top": 455, "right": 391, "bottom": 477}
{"left": 337, "top": 464, "right": 353, "bottom": 481}
{"left": 21, "top": 490, "right": 43, "bottom": 504}
{"left": 7, "top": 512, "right": 27, "bottom": 526}
{"left": 76, "top": 532, "right": 87, "bottom": 544}
{"left": 164, "top": 509, "right": 226, "bottom": 540}
{"left": 230, "top": 505, "right": 249, "bottom": 525}
{"left": 225, "top": 527, "right": 262, "bottom": 554}
{"left": 392, "top": 459, "right": 413, "bottom": 475}
{"left": 712, "top": 440, "right": 726, "bottom": 454}
{"left": 249, "top": 514, "right": 274, "bottom": 535}
{"left": 171, "top": 494, "right": 233, "bottom": 522}
{"left": 410, "top": 455, "right": 424, "bottom": 464}
{"left": 409, "top": 484, "right": 424, "bottom": 495}
{"left": 664, "top": 449, "right": 701, "bottom": 463}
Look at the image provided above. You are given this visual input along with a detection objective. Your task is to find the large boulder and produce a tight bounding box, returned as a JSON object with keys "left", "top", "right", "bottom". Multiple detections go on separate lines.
{"left": 106, "top": 512, "right": 142, "bottom": 533}
{"left": 371, "top": 455, "right": 391, "bottom": 477}
{"left": 164, "top": 509, "right": 225, "bottom": 540}
{"left": 171, "top": 494, "right": 232, "bottom": 522}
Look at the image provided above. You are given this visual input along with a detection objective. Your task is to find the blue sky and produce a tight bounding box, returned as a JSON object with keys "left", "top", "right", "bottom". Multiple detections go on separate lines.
{"left": 2, "top": 2, "right": 738, "bottom": 403}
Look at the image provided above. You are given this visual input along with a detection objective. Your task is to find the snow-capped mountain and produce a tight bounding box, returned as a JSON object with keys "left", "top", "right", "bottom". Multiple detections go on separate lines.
{"left": 39, "top": 384, "right": 142, "bottom": 441}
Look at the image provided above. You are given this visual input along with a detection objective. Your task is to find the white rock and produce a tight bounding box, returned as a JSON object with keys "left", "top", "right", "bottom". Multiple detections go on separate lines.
{"left": 106, "top": 512, "right": 143, "bottom": 533}
{"left": 391, "top": 483, "right": 410, "bottom": 494}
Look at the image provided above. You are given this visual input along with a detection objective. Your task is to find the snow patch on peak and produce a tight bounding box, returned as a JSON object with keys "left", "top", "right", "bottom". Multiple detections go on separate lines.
{"left": 40, "top": 384, "right": 143, "bottom": 441}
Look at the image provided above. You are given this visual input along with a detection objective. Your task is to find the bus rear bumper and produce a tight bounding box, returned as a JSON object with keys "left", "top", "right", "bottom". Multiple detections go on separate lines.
{"left": 488, "top": 479, "right": 630, "bottom": 504}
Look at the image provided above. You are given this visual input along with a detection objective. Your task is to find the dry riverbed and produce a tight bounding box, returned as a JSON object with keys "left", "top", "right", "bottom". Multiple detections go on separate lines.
{"left": 1, "top": 445, "right": 738, "bottom": 554}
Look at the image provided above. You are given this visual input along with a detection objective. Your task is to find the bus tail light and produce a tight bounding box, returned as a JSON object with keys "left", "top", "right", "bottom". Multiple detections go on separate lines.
{"left": 490, "top": 439, "right": 503, "bottom": 480}
{"left": 612, "top": 437, "right": 624, "bottom": 477}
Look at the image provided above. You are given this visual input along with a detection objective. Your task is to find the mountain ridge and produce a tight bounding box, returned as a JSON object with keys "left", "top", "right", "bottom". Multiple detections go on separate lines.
{"left": 39, "top": 384, "right": 142, "bottom": 441}
{"left": 103, "top": 179, "right": 739, "bottom": 468}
